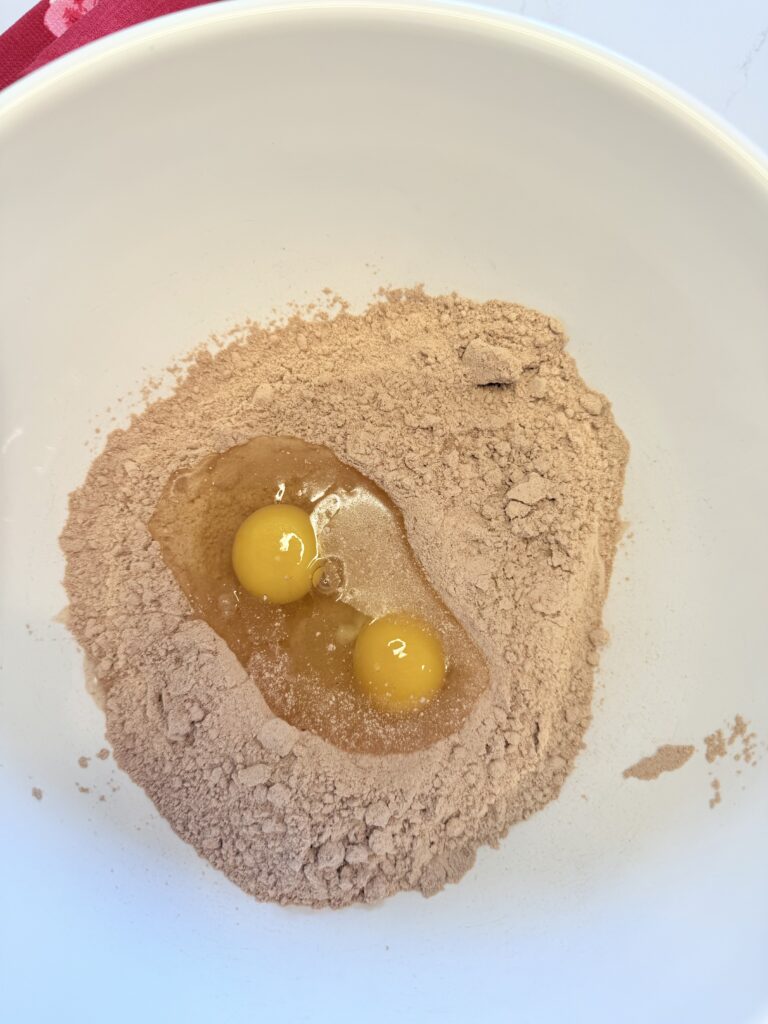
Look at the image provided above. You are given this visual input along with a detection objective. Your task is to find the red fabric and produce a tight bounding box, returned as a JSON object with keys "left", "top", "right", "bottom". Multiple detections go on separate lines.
{"left": 0, "top": 0, "right": 215, "bottom": 92}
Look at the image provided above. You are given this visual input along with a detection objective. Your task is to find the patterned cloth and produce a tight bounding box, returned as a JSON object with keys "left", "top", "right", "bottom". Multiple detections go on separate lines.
{"left": 1, "top": 0, "right": 213, "bottom": 91}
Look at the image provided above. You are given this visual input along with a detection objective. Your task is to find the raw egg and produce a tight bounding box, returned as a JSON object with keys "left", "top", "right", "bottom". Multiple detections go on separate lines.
{"left": 232, "top": 503, "right": 317, "bottom": 604}
{"left": 353, "top": 613, "right": 446, "bottom": 713}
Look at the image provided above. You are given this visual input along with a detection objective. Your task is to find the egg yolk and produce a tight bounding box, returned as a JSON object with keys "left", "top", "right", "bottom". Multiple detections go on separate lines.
{"left": 232, "top": 504, "right": 317, "bottom": 604}
{"left": 352, "top": 613, "right": 446, "bottom": 713}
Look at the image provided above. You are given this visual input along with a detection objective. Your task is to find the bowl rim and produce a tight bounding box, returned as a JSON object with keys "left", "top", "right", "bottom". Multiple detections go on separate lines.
{"left": 1, "top": 0, "right": 767, "bottom": 191}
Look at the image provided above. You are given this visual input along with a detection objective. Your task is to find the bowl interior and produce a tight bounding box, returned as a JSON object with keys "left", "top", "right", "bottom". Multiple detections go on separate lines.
{"left": 1, "top": 5, "right": 767, "bottom": 1022}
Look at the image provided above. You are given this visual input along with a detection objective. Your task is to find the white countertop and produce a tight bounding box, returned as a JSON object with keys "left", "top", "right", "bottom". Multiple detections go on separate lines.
{"left": 2, "top": 0, "right": 767, "bottom": 154}
{"left": 507, "top": 0, "right": 768, "bottom": 153}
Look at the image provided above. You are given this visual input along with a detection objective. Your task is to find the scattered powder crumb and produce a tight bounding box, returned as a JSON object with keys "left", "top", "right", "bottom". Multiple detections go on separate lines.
{"left": 622, "top": 744, "right": 696, "bottom": 781}
{"left": 78, "top": 755, "right": 90, "bottom": 769}
{"left": 709, "top": 778, "right": 721, "bottom": 809}
{"left": 727, "top": 714, "right": 758, "bottom": 764}
{"left": 31, "top": 787, "right": 43, "bottom": 801}
{"left": 96, "top": 748, "right": 110, "bottom": 760}
{"left": 728, "top": 715, "right": 747, "bottom": 745}
{"left": 704, "top": 729, "right": 727, "bottom": 763}
{"left": 631, "top": 716, "right": 763, "bottom": 809}
{"left": 702, "top": 714, "right": 761, "bottom": 809}
{"left": 60, "top": 287, "right": 629, "bottom": 908}
{"left": 78, "top": 785, "right": 91, "bottom": 794}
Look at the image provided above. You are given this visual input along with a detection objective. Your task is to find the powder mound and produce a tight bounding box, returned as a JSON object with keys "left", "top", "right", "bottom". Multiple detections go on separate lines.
{"left": 60, "top": 287, "right": 629, "bottom": 908}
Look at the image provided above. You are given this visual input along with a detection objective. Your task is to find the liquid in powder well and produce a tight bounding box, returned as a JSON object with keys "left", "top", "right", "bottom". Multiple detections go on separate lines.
{"left": 149, "top": 436, "right": 490, "bottom": 754}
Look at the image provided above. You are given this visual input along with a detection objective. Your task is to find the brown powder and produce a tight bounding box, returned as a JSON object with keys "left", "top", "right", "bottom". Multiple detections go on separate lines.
{"left": 31, "top": 787, "right": 43, "bottom": 801}
{"left": 622, "top": 744, "right": 696, "bottom": 781}
{"left": 78, "top": 756, "right": 90, "bottom": 769}
{"left": 727, "top": 714, "right": 758, "bottom": 764}
{"left": 60, "top": 287, "right": 628, "bottom": 907}
{"left": 709, "top": 778, "right": 721, "bottom": 809}
{"left": 703, "top": 715, "right": 761, "bottom": 809}
{"left": 96, "top": 748, "right": 110, "bottom": 761}
{"left": 728, "top": 715, "right": 747, "bottom": 745}
{"left": 705, "top": 729, "right": 727, "bottom": 763}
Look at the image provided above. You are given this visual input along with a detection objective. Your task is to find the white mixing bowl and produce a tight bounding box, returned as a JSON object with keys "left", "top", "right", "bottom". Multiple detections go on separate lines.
{"left": 1, "top": 3, "right": 767, "bottom": 1022}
